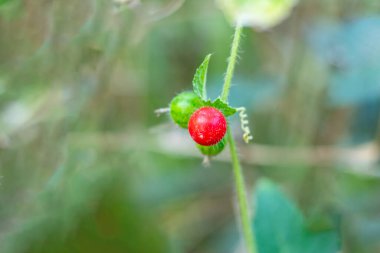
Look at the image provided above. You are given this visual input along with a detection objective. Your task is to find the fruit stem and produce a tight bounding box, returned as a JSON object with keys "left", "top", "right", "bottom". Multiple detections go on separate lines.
{"left": 202, "top": 155, "right": 211, "bottom": 167}
{"left": 222, "top": 24, "right": 258, "bottom": 253}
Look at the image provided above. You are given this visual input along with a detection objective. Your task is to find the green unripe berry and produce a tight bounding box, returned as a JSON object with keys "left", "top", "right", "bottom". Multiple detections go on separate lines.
{"left": 197, "top": 137, "right": 226, "bottom": 156}
{"left": 170, "top": 91, "right": 203, "bottom": 128}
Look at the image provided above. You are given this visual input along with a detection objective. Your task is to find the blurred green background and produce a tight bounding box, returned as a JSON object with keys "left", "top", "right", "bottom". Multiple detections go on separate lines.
{"left": 1, "top": 0, "right": 380, "bottom": 252}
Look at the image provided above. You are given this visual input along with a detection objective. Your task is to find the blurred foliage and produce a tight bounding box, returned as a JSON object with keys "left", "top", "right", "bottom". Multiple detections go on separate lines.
{"left": 216, "top": 0, "right": 298, "bottom": 30}
{"left": 1, "top": 0, "right": 380, "bottom": 252}
{"left": 253, "top": 179, "right": 339, "bottom": 253}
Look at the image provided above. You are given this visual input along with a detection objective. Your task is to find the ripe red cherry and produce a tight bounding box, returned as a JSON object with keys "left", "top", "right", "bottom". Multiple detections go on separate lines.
{"left": 188, "top": 107, "right": 227, "bottom": 146}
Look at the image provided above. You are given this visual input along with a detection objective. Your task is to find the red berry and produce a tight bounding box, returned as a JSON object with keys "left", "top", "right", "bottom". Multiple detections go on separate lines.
{"left": 188, "top": 107, "right": 227, "bottom": 146}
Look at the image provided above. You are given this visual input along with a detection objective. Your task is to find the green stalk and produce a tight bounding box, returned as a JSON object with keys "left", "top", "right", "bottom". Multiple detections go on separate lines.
{"left": 221, "top": 25, "right": 243, "bottom": 102}
{"left": 223, "top": 25, "right": 258, "bottom": 253}
{"left": 227, "top": 129, "right": 257, "bottom": 253}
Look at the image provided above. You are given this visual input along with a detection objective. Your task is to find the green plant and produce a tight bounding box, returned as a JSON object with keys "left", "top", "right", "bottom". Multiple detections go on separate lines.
{"left": 157, "top": 24, "right": 256, "bottom": 253}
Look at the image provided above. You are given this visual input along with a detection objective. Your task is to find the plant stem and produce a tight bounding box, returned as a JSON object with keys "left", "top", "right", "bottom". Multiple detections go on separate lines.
{"left": 222, "top": 24, "right": 258, "bottom": 253}
{"left": 227, "top": 129, "right": 257, "bottom": 253}
{"left": 221, "top": 25, "right": 243, "bottom": 103}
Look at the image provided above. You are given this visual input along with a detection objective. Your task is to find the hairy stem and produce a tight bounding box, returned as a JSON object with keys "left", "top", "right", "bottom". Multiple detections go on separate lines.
{"left": 227, "top": 129, "right": 257, "bottom": 253}
{"left": 221, "top": 25, "right": 243, "bottom": 102}
{"left": 223, "top": 25, "right": 258, "bottom": 253}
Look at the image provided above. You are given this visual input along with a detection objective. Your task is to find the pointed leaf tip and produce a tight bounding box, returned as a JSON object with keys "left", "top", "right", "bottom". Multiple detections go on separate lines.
{"left": 192, "top": 54, "right": 212, "bottom": 101}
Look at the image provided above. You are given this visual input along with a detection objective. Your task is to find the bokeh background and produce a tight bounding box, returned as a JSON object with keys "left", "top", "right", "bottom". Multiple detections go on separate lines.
{"left": 1, "top": 0, "right": 380, "bottom": 252}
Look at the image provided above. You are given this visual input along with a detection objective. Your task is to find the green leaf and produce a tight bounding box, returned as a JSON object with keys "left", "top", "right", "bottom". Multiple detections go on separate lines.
{"left": 253, "top": 179, "right": 339, "bottom": 253}
{"left": 192, "top": 54, "right": 211, "bottom": 100}
{"left": 204, "top": 98, "right": 237, "bottom": 117}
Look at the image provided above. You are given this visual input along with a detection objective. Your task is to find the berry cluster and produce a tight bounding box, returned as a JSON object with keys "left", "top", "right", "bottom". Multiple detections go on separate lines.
{"left": 157, "top": 54, "right": 251, "bottom": 160}
{"left": 170, "top": 91, "right": 227, "bottom": 156}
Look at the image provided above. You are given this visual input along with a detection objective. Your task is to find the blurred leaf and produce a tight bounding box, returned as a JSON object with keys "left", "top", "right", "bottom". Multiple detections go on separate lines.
{"left": 203, "top": 98, "right": 237, "bottom": 117}
{"left": 253, "top": 179, "right": 339, "bottom": 253}
{"left": 216, "top": 0, "right": 298, "bottom": 30}
{"left": 192, "top": 54, "right": 211, "bottom": 100}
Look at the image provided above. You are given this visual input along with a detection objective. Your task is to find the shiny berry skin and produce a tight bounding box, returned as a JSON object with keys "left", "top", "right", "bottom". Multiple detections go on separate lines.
{"left": 188, "top": 107, "right": 227, "bottom": 146}
{"left": 170, "top": 91, "right": 203, "bottom": 128}
{"left": 197, "top": 137, "right": 226, "bottom": 156}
